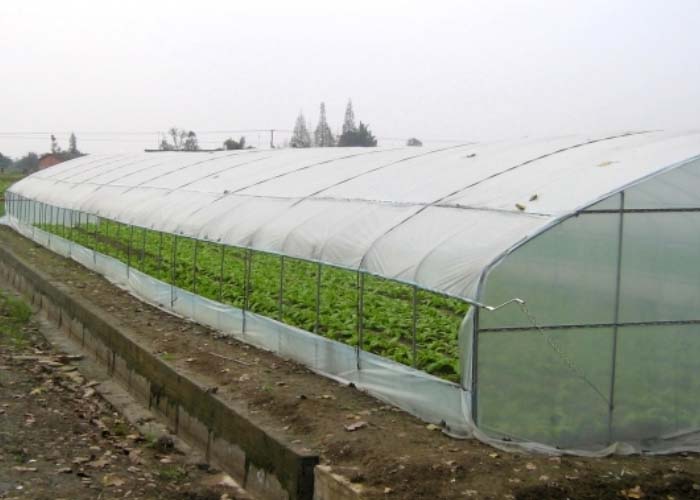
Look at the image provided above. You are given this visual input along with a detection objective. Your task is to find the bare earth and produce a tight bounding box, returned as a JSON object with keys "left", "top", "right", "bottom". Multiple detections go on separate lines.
{"left": 2, "top": 226, "right": 700, "bottom": 500}
{"left": 0, "top": 289, "right": 242, "bottom": 499}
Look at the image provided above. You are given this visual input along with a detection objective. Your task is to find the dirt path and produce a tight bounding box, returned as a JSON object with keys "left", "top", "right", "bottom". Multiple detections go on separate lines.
{"left": 2, "top": 226, "right": 700, "bottom": 499}
{"left": 0, "top": 288, "right": 241, "bottom": 500}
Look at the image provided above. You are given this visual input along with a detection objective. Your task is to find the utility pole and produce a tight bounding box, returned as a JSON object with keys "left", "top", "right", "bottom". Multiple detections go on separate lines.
{"left": 269, "top": 129, "right": 275, "bottom": 149}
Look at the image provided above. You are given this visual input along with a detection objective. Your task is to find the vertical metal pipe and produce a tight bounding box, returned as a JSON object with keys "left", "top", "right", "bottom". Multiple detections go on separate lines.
{"left": 471, "top": 306, "right": 480, "bottom": 424}
{"left": 607, "top": 192, "right": 625, "bottom": 443}
{"left": 93, "top": 216, "right": 98, "bottom": 265}
{"left": 94, "top": 216, "right": 100, "bottom": 252}
{"left": 47, "top": 205, "right": 53, "bottom": 245}
{"left": 170, "top": 235, "right": 179, "bottom": 307}
{"left": 104, "top": 219, "right": 110, "bottom": 255}
{"left": 357, "top": 271, "right": 364, "bottom": 370}
{"left": 192, "top": 239, "right": 199, "bottom": 294}
{"left": 140, "top": 227, "right": 147, "bottom": 266}
{"left": 315, "top": 262, "right": 322, "bottom": 334}
{"left": 218, "top": 244, "right": 225, "bottom": 303}
{"left": 242, "top": 249, "right": 251, "bottom": 333}
{"left": 115, "top": 222, "right": 121, "bottom": 258}
{"left": 157, "top": 232, "right": 164, "bottom": 278}
{"left": 412, "top": 285, "right": 418, "bottom": 368}
{"left": 31, "top": 201, "right": 36, "bottom": 238}
{"left": 127, "top": 225, "right": 134, "bottom": 277}
{"left": 278, "top": 255, "right": 285, "bottom": 321}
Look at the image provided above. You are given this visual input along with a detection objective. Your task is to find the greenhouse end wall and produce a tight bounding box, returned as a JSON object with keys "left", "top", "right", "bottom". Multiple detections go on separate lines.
{"left": 476, "top": 157, "right": 700, "bottom": 452}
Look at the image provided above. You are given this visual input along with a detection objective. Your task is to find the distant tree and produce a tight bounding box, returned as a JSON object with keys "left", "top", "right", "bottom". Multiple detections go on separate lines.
{"left": 158, "top": 137, "right": 175, "bottom": 151}
{"left": 169, "top": 127, "right": 186, "bottom": 149}
{"left": 68, "top": 132, "right": 80, "bottom": 154}
{"left": 0, "top": 153, "right": 12, "bottom": 173}
{"left": 338, "top": 121, "right": 377, "bottom": 147}
{"left": 50, "top": 134, "right": 61, "bottom": 154}
{"left": 183, "top": 131, "right": 199, "bottom": 151}
{"left": 313, "top": 102, "right": 335, "bottom": 147}
{"left": 15, "top": 152, "right": 40, "bottom": 174}
{"left": 159, "top": 127, "right": 198, "bottom": 151}
{"left": 223, "top": 137, "right": 247, "bottom": 150}
{"left": 341, "top": 99, "right": 357, "bottom": 135}
{"left": 290, "top": 112, "right": 312, "bottom": 148}
{"left": 406, "top": 137, "right": 423, "bottom": 147}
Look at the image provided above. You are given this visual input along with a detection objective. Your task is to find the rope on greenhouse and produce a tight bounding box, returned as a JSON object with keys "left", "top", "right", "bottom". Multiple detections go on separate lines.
{"left": 517, "top": 301, "right": 610, "bottom": 406}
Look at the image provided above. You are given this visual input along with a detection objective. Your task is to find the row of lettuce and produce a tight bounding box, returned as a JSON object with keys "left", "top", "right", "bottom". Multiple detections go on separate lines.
{"left": 13, "top": 200, "right": 467, "bottom": 382}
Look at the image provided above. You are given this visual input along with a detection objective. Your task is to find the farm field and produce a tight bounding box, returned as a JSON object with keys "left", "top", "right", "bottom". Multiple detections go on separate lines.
{"left": 34, "top": 213, "right": 469, "bottom": 382}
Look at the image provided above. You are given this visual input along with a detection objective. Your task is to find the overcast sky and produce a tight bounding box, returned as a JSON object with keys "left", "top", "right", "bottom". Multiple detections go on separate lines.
{"left": 1, "top": 0, "right": 699, "bottom": 156}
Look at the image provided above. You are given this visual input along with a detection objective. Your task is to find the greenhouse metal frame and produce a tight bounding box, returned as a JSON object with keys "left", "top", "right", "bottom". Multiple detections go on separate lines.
{"left": 5, "top": 129, "right": 700, "bottom": 455}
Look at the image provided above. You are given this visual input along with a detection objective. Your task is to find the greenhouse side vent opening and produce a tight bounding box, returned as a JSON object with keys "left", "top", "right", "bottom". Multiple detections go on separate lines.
{"left": 3, "top": 194, "right": 488, "bottom": 388}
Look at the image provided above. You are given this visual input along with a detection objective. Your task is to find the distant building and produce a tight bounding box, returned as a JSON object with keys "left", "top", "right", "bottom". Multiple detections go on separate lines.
{"left": 38, "top": 152, "right": 83, "bottom": 170}
{"left": 38, "top": 153, "right": 66, "bottom": 170}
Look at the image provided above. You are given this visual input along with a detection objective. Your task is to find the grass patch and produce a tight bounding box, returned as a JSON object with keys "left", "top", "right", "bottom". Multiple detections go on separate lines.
{"left": 158, "top": 465, "right": 188, "bottom": 482}
{"left": 0, "top": 290, "right": 32, "bottom": 348}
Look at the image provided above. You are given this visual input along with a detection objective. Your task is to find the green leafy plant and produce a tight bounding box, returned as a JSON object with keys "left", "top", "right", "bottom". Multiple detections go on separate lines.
{"left": 35, "top": 214, "right": 469, "bottom": 382}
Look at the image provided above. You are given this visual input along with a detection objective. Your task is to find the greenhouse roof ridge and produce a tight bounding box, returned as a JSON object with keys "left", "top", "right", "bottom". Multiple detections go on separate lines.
{"left": 10, "top": 130, "right": 700, "bottom": 302}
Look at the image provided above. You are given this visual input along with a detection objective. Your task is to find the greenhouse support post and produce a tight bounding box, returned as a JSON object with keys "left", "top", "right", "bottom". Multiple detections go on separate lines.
{"left": 127, "top": 225, "right": 134, "bottom": 278}
{"left": 218, "top": 244, "right": 225, "bottom": 302}
{"left": 157, "top": 232, "right": 164, "bottom": 277}
{"left": 314, "top": 262, "right": 321, "bottom": 334}
{"left": 412, "top": 285, "right": 418, "bottom": 368}
{"left": 357, "top": 271, "right": 364, "bottom": 369}
{"left": 115, "top": 220, "right": 120, "bottom": 256}
{"left": 104, "top": 219, "right": 110, "bottom": 255}
{"left": 140, "top": 227, "right": 147, "bottom": 266}
{"left": 170, "top": 235, "right": 178, "bottom": 308}
{"left": 93, "top": 217, "right": 99, "bottom": 265}
{"left": 243, "top": 249, "right": 251, "bottom": 333}
{"left": 471, "top": 306, "right": 480, "bottom": 425}
{"left": 192, "top": 239, "right": 199, "bottom": 294}
{"left": 278, "top": 255, "right": 284, "bottom": 321}
{"left": 607, "top": 192, "right": 625, "bottom": 443}
{"left": 47, "top": 205, "right": 53, "bottom": 246}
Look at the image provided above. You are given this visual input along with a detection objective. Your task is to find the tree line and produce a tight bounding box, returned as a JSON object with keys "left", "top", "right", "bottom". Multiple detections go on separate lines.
{"left": 290, "top": 99, "right": 377, "bottom": 148}
{"left": 0, "top": 133, "right": 83, "bottom": 174}
{"left": 158, "top": 100, "right": 381, "bottom": 152}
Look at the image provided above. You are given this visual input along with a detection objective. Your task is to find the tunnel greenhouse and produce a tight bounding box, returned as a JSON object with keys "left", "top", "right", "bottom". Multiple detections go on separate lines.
{"left": 5, "top": 130, "right": 700, "bottom": 454}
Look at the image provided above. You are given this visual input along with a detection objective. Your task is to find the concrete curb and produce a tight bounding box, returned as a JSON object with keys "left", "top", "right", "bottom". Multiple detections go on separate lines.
{"left": 0, "top": 242, "right": 319, "bottom": 500}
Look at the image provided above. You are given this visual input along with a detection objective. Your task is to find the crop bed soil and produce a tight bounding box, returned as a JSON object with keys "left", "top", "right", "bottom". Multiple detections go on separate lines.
{"left": 2, "top": 226, "right": 700, "bottom": 500}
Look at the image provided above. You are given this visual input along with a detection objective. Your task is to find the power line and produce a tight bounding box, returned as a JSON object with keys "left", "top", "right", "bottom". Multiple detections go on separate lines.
{"left": 0, "top": 129, "right": 294, "bottom": 136}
